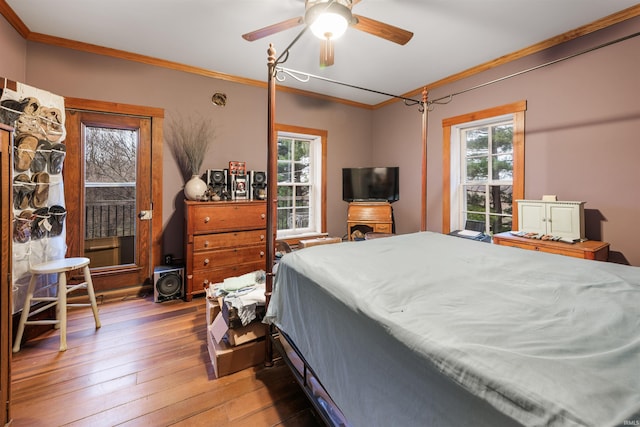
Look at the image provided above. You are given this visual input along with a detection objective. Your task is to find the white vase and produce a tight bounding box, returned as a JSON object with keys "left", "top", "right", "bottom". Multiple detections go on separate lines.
{"left": 184, "top": 174, "right": 208, "bottom": 201}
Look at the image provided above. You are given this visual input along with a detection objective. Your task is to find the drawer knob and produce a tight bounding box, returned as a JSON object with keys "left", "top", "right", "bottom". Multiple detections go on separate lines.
{"left": 204, "top": 258, "right": 210, "bottom": 265}
{"left": 260, "top": 234, "right": 265, "bottom": 240}
{"left": 204, "top": 240, "right": 209, "bottom": 247}
{"left": 260, "top": 251, "right": 265, "bottom": 257}
{"left": 203, "top": 216, "right": 210, "bottom": 223}
{"left": 261, "top": 213, "right": 265, "bottom": 219}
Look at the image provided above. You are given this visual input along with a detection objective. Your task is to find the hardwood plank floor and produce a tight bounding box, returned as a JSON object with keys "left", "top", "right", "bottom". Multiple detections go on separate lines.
{"left": 10, "top": 295, "right": 323, "bottom": 427}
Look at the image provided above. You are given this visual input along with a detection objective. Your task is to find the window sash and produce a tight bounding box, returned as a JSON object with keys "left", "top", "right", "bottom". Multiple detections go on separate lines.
{"left": 277, "top": 134, "right": 319, "bottom": 237}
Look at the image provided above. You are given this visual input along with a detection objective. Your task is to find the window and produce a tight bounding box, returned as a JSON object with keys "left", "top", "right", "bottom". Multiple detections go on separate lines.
{"left": 275, "top": 124, "right": 327, "bottom": 239}
{"left": 84, "top": 126, "right": 138, "bottom": 266}
{"left": 442, "top": 101, "right": 526, "bottom": 234}
{"left": 458, "top": 119, "right": 514, "bottom": 234}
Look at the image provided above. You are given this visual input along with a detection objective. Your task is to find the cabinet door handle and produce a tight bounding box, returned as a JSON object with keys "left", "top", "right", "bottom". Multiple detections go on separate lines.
{"left": 204, "top": 258, "right": 210, "bottom": 265}
{"left": 203, "top": 216, "right": 210, "bottom": 223}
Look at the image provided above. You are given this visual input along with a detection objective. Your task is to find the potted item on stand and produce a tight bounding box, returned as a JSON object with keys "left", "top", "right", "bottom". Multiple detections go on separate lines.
{"left": 168, "top": 115, "right": 216, "bottom": 201}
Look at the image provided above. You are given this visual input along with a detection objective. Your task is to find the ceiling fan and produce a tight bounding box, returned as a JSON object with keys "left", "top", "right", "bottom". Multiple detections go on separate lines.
{"left": 242, "top": 0, "right": 413, "bottom": 67}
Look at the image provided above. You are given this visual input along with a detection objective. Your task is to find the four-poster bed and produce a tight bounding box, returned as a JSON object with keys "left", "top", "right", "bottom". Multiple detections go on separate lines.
{"left": 262, "top": 42, "right": 640, "bottom": 427}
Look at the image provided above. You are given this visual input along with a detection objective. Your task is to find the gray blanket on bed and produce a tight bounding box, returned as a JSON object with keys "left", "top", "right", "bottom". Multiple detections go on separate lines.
{"left": 265, "top": 232, "right": 640, "bottom": 427}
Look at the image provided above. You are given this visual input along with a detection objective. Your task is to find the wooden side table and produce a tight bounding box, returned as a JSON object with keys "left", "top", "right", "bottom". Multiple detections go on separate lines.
{"left": 492, "top": 232, "right": 609, "bottom": 261}
{"left": 347, "top": 202, "right": 393, "bottom": 240}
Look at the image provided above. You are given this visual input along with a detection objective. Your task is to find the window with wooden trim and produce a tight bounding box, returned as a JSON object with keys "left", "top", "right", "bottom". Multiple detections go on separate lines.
{"left": 442, "top": 101, "right": 526, "bottom": 234}
{"left": 275, "top": 124, "right": 327, "bottom": 239}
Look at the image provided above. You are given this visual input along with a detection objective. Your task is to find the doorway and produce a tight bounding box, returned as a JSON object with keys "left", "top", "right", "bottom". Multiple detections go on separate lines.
{"left": 64, "top": 99, "right": 164, "bottom": 294}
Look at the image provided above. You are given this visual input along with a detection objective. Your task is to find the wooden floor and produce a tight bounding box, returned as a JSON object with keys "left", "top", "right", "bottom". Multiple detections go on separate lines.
{"left": 10, "top": 295, "right": 323, "bottom": 427}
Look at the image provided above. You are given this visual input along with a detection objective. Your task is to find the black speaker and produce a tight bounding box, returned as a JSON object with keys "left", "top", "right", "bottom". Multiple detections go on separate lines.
{"left": 206, "top": 169, "right": 227, "bottom": 198}
{"left": 249, "top": 171, "right": 267, "bottom": 200}
{"left": 153, "top": 266, "right": 184, "bottom": 303}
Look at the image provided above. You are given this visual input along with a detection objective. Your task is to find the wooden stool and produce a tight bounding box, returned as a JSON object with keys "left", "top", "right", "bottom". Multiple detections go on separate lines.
{"left": 13, "top": 257, "right": 101, "bottom": 352}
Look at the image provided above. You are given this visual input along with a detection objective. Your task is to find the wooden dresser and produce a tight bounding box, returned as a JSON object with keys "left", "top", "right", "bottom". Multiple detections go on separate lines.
{"left": 184, "top": 200, "right": 267, "bottom": 301}
{"left": 492, "top": 232, "right": 609, "bottom": 261}
{"left": 347, "top": 201, "right": 393, "bottom": 240}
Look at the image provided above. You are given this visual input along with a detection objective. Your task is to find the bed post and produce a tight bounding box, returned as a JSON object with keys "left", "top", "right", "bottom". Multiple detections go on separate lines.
{"left": 265, "top": 43, "right": 277, "bottom": 366}
{"left": 421, "top": 87, "right": 428, "bottom": 231}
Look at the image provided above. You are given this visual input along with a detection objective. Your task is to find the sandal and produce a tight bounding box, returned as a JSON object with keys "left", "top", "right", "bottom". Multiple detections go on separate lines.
{"left": 12, "top": 173, "right": 34, "bottom": 210}
{"left": 13, "top": 210, "right": 34, "bottom": 244}
{"left": 0, "top": 97, "right": 30, "bottom": 126}
{"left": 30, "top": 171, "right": 50, "bottom": 209}
{"left": 31, "top": 207, "right": 50, "bottom": 240}
{"left": 39, "top": 107, "right": 64, "bottom": 143}
{"left": 49, "top": 143, "right": 66, "bottom": 175}
{"left": 48, "top": 205, "right": 67, "bottom": 237}
{"left": 13, "top": 133, "right": 38, "bottom": 172}
{"left": 30, "top": 139, "right": 52, "bottom": 174}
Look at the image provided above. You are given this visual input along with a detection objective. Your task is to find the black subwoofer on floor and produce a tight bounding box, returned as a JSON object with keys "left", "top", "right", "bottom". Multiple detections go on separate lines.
{"left": 153, "top": 266, "right": 184, "bottom": 303}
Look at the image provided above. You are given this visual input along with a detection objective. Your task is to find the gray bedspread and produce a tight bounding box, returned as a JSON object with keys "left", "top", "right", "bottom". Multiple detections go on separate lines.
{"left": 265, "top": 232, "right": 640, "bottom": 427}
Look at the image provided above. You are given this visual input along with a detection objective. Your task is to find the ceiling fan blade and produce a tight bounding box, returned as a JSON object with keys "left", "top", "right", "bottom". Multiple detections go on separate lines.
{"left": 242, "top": 17, "right": 304, "bottom": 41}
{"left": 352, "top": 15, "right": 413, "bottom": 45}
{"left": 320, "top": 38, "right": 335, "bottom": 67}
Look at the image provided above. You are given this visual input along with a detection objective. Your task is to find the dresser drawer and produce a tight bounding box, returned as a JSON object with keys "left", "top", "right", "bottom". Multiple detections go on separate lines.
{"left": 192, "top": 261, "right": 267, "bottom": 290}
{"left": 193, "top": 230, "right": 266, "bottom": 251}
{"left": 190, "top": 203, "right": 266, "bottom": 233}
{"left": 193, "top": 244, "right": 267, "bottom": 269}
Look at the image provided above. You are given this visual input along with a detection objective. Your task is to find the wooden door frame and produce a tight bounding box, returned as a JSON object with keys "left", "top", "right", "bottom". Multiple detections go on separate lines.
{"left": 64, "top": 98, "right": 164, "bottom": 294}
{"left": 1, "top": 124, "right": 13, "bottom": 425}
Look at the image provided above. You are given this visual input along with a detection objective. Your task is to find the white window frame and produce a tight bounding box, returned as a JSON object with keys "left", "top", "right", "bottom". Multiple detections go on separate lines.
{"left": 450, "top": 113, "right": 514, "bottom": 234}
{"left": 276, "top": 130, "right": 323, "bottom": 239}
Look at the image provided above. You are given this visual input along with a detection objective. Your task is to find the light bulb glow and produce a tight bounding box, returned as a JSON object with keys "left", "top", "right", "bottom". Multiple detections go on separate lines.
{"left": 310, "top": 12, "right": 349, "bottom": 39}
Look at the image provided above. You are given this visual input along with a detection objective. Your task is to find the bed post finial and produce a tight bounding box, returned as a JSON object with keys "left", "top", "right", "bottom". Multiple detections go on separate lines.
{"left": 268, "top": 43, "right": 276, "bottom": 62}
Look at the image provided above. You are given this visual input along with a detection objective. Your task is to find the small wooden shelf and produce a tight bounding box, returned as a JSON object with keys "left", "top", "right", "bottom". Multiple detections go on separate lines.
{"left": 492, "top": 232, "right": 609, "bottom": 261}
{"left": 347, "top": 202, "right": 393, "bottom": 240}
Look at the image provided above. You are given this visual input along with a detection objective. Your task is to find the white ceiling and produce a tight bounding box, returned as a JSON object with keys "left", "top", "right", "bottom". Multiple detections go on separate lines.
{"left": 6, "top": 0, "right": 639, "bottom": 105}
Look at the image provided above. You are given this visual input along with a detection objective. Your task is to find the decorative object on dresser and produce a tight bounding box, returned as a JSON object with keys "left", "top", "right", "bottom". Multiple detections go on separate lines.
{"left": 167, "top": 115, "right": 216, "bottom": 201}
{"left": 517, "top": 199, "right": 585, "bottom": 241}
{"left": 184, "top": 200, "right": 267, "bottom": 301}
{"left": 492, "top": 232, "right": 609, "bottom": 261}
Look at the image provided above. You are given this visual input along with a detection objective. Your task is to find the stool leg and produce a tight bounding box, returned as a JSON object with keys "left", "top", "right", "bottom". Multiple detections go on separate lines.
{"left": 13, "top": 273, "right": 39, "bottom": 352}
{"left": 58, "top": 271, "right": 67, "bottom": 351}
{"left": 83, "top": 265, "right": 101, "bottom": 329}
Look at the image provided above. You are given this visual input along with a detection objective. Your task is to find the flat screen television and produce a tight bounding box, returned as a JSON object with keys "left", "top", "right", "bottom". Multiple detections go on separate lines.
{"left": 342, "top": 167, "right": 399, "bottom": 203}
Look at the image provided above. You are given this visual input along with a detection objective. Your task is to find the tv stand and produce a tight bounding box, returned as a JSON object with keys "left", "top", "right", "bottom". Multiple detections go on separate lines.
{"left": 347, "top": 201, "right": 393, "bottom": 240}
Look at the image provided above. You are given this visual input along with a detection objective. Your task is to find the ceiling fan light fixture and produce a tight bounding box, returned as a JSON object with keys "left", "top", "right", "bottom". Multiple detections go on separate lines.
{"left": 306, "top": 1, "right": 352, "bottom": 40}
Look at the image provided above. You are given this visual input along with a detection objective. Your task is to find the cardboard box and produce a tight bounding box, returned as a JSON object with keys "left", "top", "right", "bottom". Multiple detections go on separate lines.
{"left": 226, "top": 320, "right": 267, "bottom": 346}
{"left": 205, "top": 297, "right": 221, "bottom": 325}
{"left": 207, "top": 324, "right": 265, "bottom": 378}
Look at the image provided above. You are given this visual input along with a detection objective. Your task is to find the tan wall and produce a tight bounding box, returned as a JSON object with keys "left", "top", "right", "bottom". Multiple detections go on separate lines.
{"left": 11, "top": 42, "right": 373, "bottom": 260}
{"left": 0, "top": 16, "right": 26, "bottom": 82}
{"left": 3, "top": 14, "right": 640, "bottom": 265}
{"left": 374, "top": 16, "right": 640, "bottom": 265}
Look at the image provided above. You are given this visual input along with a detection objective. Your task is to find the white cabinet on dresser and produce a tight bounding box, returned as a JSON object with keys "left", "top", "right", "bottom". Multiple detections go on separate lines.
{"left": 184, "top": 200, "right": 267, "bottom": 301}
{"left": 517, "top": 199, "right": 585, "bottom": 240}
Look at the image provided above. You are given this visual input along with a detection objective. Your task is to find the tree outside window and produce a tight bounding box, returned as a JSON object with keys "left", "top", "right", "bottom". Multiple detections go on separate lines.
{"left": 277, "top": 135, "right": 312, "bottom": 234}
{"left": 462, "top": 121, "right": 514, "bottom": 234}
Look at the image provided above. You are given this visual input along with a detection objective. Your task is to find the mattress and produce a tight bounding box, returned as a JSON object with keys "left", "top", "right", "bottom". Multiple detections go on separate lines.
{"left": 264, "top": 231, "right": 640, "bottom": 427}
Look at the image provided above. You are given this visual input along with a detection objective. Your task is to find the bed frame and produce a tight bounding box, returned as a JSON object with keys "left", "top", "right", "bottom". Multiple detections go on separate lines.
{"left": 262, "top": 41, "right": 426, "bottom": 426}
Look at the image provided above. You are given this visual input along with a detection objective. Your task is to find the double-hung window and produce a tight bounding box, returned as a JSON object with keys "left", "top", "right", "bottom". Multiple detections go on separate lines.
{"left": 276, "top": 125, "right": 326, "bottom": 239}
{"left": 443, "top": 101, "right": 526, "bottom": 234}
{"left": 458, "top": 119, "right": 514, "bottom": 234}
